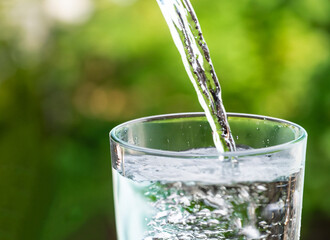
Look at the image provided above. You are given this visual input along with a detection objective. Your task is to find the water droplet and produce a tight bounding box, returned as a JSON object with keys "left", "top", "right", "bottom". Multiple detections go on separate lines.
{"left": 242, "top": 226, "right": 261, "bottom": 239}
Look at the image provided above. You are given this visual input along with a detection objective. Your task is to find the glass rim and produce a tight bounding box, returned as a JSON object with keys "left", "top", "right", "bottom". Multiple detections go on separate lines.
{"left": 110, "top": 112, "right": 307, "bottom": 158}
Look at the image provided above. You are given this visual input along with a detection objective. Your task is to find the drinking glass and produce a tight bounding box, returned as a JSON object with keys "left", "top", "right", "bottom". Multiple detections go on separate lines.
{"left": 110, "top": 113, "right": 307, "bottom": 240}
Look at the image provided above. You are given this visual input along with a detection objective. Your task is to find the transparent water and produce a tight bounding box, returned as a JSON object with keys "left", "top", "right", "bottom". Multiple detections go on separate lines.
{"left": 156, "top": 0, "right": 236, "bottom": 152}
{"left": 113, "top": 149, "right": 304, "bottom": 240}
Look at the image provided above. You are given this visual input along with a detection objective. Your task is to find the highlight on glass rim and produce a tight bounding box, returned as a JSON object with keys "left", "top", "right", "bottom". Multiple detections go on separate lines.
{"left": 0, "top": 0, "right": 329, "bottom": 240}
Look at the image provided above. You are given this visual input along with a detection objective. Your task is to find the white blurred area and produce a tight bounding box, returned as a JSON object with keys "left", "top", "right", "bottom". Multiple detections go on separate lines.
{"left": 1, "top": 0, "right": 94, "bottom": 52}
{"left": 3, "top": 0, "right": 49, "bottom": 52}
{"left": 44, "top": 0, "right": 93, "bottom": 24}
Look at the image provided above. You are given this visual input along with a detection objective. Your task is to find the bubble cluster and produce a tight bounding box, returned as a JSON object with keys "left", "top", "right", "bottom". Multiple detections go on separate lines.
{"left": 141, "top": 176, "right": 299, "bottom": 240}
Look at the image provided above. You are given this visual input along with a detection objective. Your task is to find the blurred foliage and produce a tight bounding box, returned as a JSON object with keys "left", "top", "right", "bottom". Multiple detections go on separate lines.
{"left": 0, "top": 0, "right": 329, "bottom": 239}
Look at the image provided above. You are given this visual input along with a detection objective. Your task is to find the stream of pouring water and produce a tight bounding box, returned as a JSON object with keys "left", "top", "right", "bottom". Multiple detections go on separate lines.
{"left": 157, "top": 0, "right": 236, "bottom": 152}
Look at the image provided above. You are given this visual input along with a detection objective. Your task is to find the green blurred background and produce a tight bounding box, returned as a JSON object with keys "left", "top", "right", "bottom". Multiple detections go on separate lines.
{"left": 0, "top": 0, "right": 329, "bottom": 239}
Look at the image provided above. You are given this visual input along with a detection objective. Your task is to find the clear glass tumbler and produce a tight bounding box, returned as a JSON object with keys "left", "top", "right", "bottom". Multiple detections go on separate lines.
{"left": 110, "top": 113, "right": 307, "bottom": 240}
